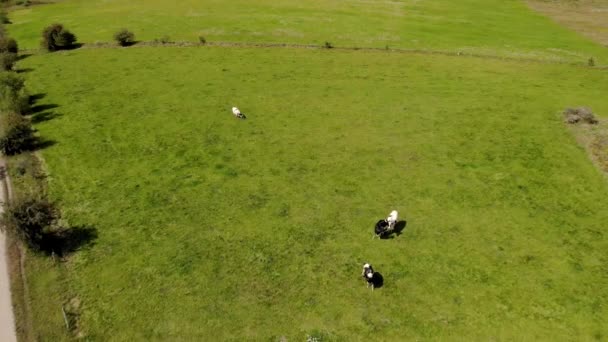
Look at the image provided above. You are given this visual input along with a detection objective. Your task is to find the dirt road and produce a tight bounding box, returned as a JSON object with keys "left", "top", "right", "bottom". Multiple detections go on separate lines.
{"left": 0, "top": 160, "right": 17, "bottom": 342}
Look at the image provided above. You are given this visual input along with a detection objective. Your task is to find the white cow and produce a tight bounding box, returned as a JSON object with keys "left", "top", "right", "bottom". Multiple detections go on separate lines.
{"left": 386, "top": 210, "right": 398, "bottom": 231}
{"left": 232, "top": 106, "right": 245, "bottom": 119}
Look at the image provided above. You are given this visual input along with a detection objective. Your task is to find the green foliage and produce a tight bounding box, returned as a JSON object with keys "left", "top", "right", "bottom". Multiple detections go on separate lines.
{"left": 0, "top": 10, "right": 9, "bottom": 24}
{"left": 324, "top": 41, "right": 333, "bottom": 49}
{"left": 0, "top": 36, "right": 19, "bottom": 54}
{"left": 153, "top": 36, "right": 171, "bottom": 44}
{"left": 114, "top": 28, "right": 135, "bottom": 46}
{"left": 0, "top": 52, "right": 17, "bottom": 71}
{"left": 198, "top": 36, "right": 206, "bottom": 44}
{"left": 0, "top": 111, "right": 34, "bottom": 155}
{"left": 41, "top": 23, "right": 77, "bottom": 51}
{"left": 2, "top": 39, "right": 17, "bottom": 54}
{"left": 1, "top": 196, "right": 60, "bottom": 252}
{"left": 0, "top": 71, "right": 29, "bottom": 113}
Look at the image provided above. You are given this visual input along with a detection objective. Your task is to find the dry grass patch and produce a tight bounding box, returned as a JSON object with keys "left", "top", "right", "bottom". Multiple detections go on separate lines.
{"left": 567, "top": 115, "right": 608, "bottom": 177}
{"left": 527, "top": 0, "right": 608, "bottom": 47}
{"left": 590, "top": 130, "right": 608, "bottom": 172}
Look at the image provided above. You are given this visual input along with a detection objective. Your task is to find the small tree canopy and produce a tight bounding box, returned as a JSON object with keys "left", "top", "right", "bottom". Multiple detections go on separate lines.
{"left": 41, "top": 24, "right": 77, "bottom": 51}
{"left": 1, "top": 197, "right": 60, "bottom": 251}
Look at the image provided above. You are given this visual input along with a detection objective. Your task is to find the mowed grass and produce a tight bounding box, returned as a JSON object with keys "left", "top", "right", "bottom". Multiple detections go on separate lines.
{"left": 17, "top": 46, "right": 608, "bottom": 340}
{"left": 8, "top": 0, "right": 608, "bottom": 63}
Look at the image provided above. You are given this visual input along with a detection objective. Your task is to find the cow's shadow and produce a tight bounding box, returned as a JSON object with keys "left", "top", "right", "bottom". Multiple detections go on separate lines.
{"left": 378, "top": 220, "right": 407, "bottom": 239}
{"left": 371, "top": 272, "right": 384, "bottom": 289}
{"left": 394, "top": 220, "right": 407, "bottom": 235}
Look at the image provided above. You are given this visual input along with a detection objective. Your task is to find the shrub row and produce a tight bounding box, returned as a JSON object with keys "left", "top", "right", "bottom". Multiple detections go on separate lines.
{"left": 0, "top": 13, "right": 53, "bottom": 252}
{"left": 0, "top": 16, "right": 86, "bottom": 253}
{"left": 41, "top": 24, "right": 138, "bottom": 49}
{"left": 0, "top": 70, "right": 33, "bottom": 156}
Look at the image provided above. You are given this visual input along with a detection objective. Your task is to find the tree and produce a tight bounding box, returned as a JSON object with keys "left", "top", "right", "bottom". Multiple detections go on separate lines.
{"left": 0, "top": 112, "right": 34, "bottom": 155}
{"left": 0, "top": 72, "right": 29, "bottom": 113}
{"left": 0, "top": 52, "right": 17, "bottom": 71}
{"left": 41, "top": 24, "right": 77, "bottom": 51}
{"left": 1, "top": 197, "right": 60, "bottom": 251}
{"left": 0, "top": 36, "right": 18, "bottom": 53}
{"left": 114, "top": 29, "right": 135, "bottom": 46}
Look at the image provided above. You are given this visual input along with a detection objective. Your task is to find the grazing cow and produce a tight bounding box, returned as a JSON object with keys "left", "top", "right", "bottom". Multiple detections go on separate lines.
{"left": 362, "top": 263, "right": 375, "bottom": 290}
{"left": 374, "top": 219, "right": 390, "bottom": 238}
{"left": 387, "top": 210, "right": 398, "bottom": 231}
{"left": 232, "top": 106, "right": 246, "bottom": 119}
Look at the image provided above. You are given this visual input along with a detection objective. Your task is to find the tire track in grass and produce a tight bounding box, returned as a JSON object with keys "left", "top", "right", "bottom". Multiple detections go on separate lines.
{"left": 19, "top": 40, "right": 604, "bottom": 67}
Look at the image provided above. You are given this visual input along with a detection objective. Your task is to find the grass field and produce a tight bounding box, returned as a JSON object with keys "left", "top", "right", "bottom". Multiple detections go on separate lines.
{"left": 4, "top": 0, "right": 608, "bottom": 340}
{"left": 7, "top": 0, "right": 608, "bottom": 63}
{"left": 13, "top": 45, "right": 608, "bottom": 340}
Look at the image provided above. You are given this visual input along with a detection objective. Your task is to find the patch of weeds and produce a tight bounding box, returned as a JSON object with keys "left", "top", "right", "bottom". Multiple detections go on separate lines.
{"left": 564, "top": 107, "right": 598, "bottom": 124}
{"left": 154, "top": 36, "right": 172, "bottom": 44}
{"left": 247, "top": 193, "right": 268, "bottom": 209}
{"left": 277, "top": 203, "right": 290, "bottom": 217}
{"left": 63, "top": 297, "right": 81, "bottom": 336}
{"left": 590, "top": 134, "right": 608, "bottom": 172}
{"left": 306, "top": 329, "right": 333, "bottom": 342}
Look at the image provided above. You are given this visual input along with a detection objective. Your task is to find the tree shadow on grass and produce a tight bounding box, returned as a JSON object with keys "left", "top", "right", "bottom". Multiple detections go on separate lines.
{"left": 29, "top": 93, "right": 46, "bottom": 102}
{"left": 30, "top": 138, "right": 57, "bottom": 151}
{"left": 16, "top": 68, "right": 34, "bottom": 74}
{"left": 30, "top": 103, "right": 59, "bottom": 114}
{"left": 119, "top": 41, "right": 140, "bottom": 47}
{"left": 63, "top": 43, "right": 83, "bottom": 50}
{"left": 17, "top": 54, "right": 32, "bottom": 61}
{"left": 42, "top": 225, "right": 98, "bottom": 257}
{"left": 31, "top": 111, "right": 62, "bottom": 124}
{"left": 28, "top": 94, "right": 61, "bottom": 123}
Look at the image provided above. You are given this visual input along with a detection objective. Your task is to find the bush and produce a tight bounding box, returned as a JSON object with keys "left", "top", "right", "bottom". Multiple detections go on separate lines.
{"left": 324, "top": 41, "right": 333, "bottom": 49}
{"left": 564, "top": 107, "right": 598, "bottom": 125}
{"left": 588, "top": 58, "right": 595, "bottom": 67}
{"left": 1, "top": 196, "right": 60, "bottom": 252}
{"left": 41, "top": 24, "right": 77, "bottom": 51}
{"left": 114, "top": 29, "right": 135, "bottom": 46}
{"left": 0, "top": 72, "right": 30, "bottom": 113}
{"left": 0, "top": 52, "right": 17, "bottom": 71}
{"left": 0, "top": 112, "right": 34, "bottom": 155}
{"left": 0, "top": 11, "right": 9, "bottom": 24}
{"left": 198, "top": 36, "right": 206, "bottom": 45}
{"left": 0, "top": 36, "right": 19, "bottom": 54}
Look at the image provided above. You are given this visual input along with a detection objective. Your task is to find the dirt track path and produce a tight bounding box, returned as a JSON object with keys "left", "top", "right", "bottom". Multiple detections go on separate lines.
{"left": 19, "top": 40, "right": 599, "bottom": 67}
{"left": 0, "top": 159, "right": 17, "bottom": 342}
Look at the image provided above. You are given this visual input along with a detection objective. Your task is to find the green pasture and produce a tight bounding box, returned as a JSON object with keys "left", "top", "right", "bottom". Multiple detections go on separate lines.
{"left": 15, "top": 46, "right": 608, "bottom": 340}
{"left": 7, "top": 0, "right": 608, "bottom": 62}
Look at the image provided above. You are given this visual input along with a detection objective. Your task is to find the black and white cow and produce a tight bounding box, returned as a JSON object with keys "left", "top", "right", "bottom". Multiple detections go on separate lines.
{"left": 232, "top": 106, "right": 246, "bottom": 119}
{"left": 362, "top": 263, "right": 375, "bottom": 290}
